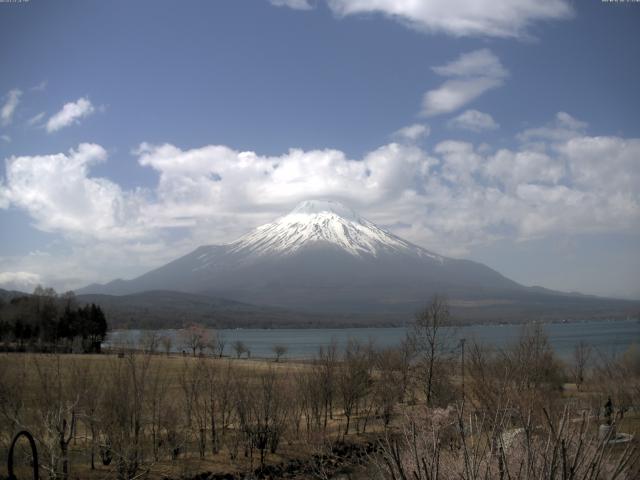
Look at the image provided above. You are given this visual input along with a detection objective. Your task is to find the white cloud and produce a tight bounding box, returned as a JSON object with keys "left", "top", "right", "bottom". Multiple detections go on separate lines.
{"left": 1, "top": 89, "right": 22, "bottom": 126}
{"left": 518, "top": 111, "right": 587, "bottom": 143}
{"left": 449, "top": 109, "right": 499, "bottom": 132}
{"left": 46, "top": 97, "right": 95, "bottom": 133}
{"left": 0, "top": 180, "right": 9, "bottom": 209}
{"left": 270, "top": 0, "right": 313, "bottom": 9}
{"left": 31, "top": 80, "right": 47, "bottom": 92}
{"left": 393, "top": 123, "right": 430, "bottom": 141}
{"left": 2, "top": 112, "right": 639, "bottom": 288}
{"left": 484, "top": 150, "right": 564, "bottom": 188}
{"left": 422, "top": 49, "right": 508, "bottom": 116}
{"left": 27, "top": 111, "right": 46, "bottom": 127}
{"left": 432, "top": 49, "right": 508, "bottom": 78}
{"left": 135, "top": 141, "right": 435, "bottom": 217}
{"left": 129, "top": 118, "right": 640, "bottom": 248}
{"left": 1, "top": 134, "right": 10, "bottom": 143}
{"left": 0, "top": 271, "right": 42, "bottom": 291}
{"left": 558, "top": 136, "right": 640, "bottom": 194}
{"left": 275, "top": 0, "right": 572, "bottom": 38}
{"left": 2, "top": 143, "right": 146, "bottom": 239}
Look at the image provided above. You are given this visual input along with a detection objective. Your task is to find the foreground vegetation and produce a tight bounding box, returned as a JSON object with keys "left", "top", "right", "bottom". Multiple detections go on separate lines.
{"left": 0, "top": 297, "right": 638, "bottom": 479}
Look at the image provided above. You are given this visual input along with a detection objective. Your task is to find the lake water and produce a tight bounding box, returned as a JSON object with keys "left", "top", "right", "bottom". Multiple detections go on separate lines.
{"left": 106, "top": 318, "right": 639, "bottom": 361}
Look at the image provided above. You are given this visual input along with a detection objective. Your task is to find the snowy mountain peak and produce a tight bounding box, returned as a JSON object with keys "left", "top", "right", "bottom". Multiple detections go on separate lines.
{"left": 290, "top": 200, "right": 360, "bottom": 221}
{"left": 226, "top": 199, "right": 443, "bottom": 261}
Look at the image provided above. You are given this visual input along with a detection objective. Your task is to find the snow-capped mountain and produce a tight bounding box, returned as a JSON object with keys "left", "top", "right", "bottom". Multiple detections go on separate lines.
{"left": 78, "top": 200, "right": 527, "bottom": 313}
{"left": 208, "top": 200, "right": 442, "bottom": 262}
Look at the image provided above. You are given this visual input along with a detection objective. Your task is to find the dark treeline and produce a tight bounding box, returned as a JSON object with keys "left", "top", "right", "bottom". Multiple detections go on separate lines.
{"left": 0, "top": 286, "right": 107, "bottom": 353}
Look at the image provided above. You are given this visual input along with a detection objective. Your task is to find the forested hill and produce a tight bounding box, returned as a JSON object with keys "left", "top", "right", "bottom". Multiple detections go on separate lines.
{"left": 0, "top": 287, "right": 107, "bottom": 352}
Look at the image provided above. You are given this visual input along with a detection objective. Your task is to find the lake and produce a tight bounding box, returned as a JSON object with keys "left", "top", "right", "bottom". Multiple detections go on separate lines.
{"left": 106, "top": 318, "right": 639, "bottom": 361}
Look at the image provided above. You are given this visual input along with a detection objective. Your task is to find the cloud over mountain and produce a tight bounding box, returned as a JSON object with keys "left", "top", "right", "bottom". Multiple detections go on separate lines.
{"left": 0, "top": 271, "right": 42, "bottom": 291}
{"left": 1, "top": 110, "right": 638, "bottom": 290}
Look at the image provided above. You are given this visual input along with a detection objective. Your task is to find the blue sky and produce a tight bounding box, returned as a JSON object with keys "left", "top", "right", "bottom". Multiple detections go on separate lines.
{"left": 0, "top": 0, "right": 639, "bottom": 299}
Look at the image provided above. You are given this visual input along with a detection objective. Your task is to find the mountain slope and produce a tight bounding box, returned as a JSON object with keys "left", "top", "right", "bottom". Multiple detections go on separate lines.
{"left": 79, "top": 200, "right": 524, "bottom": 312}
{"left": 78, "top": 200, "right": 638, "bottom": 320}
{"left": 75, "top": 290, "right": 376, "bottom": 329}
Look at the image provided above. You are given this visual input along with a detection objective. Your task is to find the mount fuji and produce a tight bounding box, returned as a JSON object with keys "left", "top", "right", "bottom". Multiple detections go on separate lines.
{"left": 78, "top": 200, "right": 637, "bottom": 324}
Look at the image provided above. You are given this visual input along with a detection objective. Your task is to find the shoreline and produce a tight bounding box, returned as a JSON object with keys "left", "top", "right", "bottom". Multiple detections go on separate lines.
{"left": 105, "top": 318, "right": 640, "bottom": 361}
{"left": 108, "top": 315, "right": 638, "bottom": 331}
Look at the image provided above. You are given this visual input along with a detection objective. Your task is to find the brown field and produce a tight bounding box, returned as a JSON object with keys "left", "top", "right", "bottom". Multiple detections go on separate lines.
{"left": 0, "top": 349, "right": 390, "bottom": 480}
{"left": 1, "top": 320, "right": 639, "bottom": 480}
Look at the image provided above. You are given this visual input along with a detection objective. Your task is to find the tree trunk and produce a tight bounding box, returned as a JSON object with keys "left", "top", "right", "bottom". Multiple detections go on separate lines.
{"left": 90, "top": 424, "right": 96, "bottom": 469}
{"left": 426, "top": 346, "right": 435, "bottom": 405}
{"left": 210, "top": 409, "right": 218, "bottom": 454}
{"left": 61, "top": 442, "right": 69, "bottom": 480}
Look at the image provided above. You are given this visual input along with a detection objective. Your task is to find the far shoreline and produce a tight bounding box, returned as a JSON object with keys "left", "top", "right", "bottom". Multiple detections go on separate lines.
{"left": 108, "top": 315, "right": 638, "bottom": 331}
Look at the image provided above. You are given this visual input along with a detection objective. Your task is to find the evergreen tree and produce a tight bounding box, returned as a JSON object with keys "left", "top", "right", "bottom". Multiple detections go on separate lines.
{"left": 0, "top": 289, "right": 109, "bottom": 352}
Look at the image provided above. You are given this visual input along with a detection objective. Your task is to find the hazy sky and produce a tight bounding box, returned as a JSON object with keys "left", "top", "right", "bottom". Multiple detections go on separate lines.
{"left": 0, "top": 0, "right": 639, "bottom": 299}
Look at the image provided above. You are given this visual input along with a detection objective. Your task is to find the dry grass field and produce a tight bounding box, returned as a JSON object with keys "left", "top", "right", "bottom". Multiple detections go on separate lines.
{"left": 0, "top": 349, "right": 392, "bottom": 480}
{"left": 1, "top": 320, "right": 639, "bottom": 479}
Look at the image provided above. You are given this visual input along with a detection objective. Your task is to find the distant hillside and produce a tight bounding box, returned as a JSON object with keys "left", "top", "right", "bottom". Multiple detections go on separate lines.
{"left": 0, "top": 288, "right": 29, "bottom": 303}
{"left": 77, "top": 289, "right": 639, "bottom": 329}
{"left": 75, "top": 290, "right": 392, "bottom": 329}
{"left": 3, "top": 287, "right": 636, "bottom": 329}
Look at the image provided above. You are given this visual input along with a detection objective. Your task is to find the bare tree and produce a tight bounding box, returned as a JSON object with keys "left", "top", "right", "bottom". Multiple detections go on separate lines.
{"left": 510, "top": 323, "right": 563, "bottom": 396}
{"left": 374, "top": 403, "right": 640, "bottom": 480}
{"left": 100, "top": 352, "right": 154, "bottom": 480}
{"left": 337, "top": 339, "right": 370, "bottom": 435}
{"left": 591, "top": 344, "right": 640, "bottom": 422}
{"left": 160, "top": 335, "right": 173, "bottom": 356}
{"left": 72, "top": 359, "right": 104, "bottom": 471}
{"left": 316, "top": 339, "right": 338, "bottom": 431}
{"left": 179, "top": 358, "right": 200, "bottom": 429}
{"left": 232, "top": 340, "right": 248, "bottom": 359}
{"left": 272, "top": 344, "right": 288, "bottom": 362}
{"left": 139, "top": 331, "right": 160, "bottom": 354}
{"left": 572, "top": 340, "right": 592, "bottom": 391}
{"left": 180, "top": 324, "right": 209, "bottom": 357}
{"left": 0, "top": 355, "right": 29, "bottom": 444}
{"left": 234, "top": 368, "right": 290, "bottom": 468}
{"left": 147, "top": 359, "right": 171, "bottom": 462}
{"left": 373, "top": 347, "right": 407, "bottom": 428}
{"left": 411, "top": 295, "right": 454, "bottom": 406}
{"left": 216, "top": 332, "right": 227, "bottom": 358}
{"left": 32, "top": 355, "right": 78, "bottom": 480}
{"left": 204, "top": 329, "right": 219, "bottom": 357}
{"left": 191, "top": 358, "right": 210, "bottom": 458}
{"left": 466, "top": 341, "right": 510, "bottom": 416}
{"left": 295, "top": 367, "right": 325, "bottom": 435}
{"left": 215, "top": 360, "right": 236, "bottom": 448}
{"left": 398, "top": 337, "right": 416, "bottom": 403}
{"left": 203, "top": 360, "right": 220, "bottom": 454}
